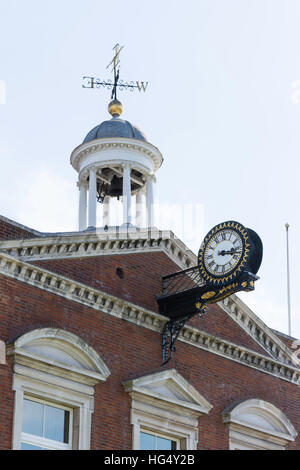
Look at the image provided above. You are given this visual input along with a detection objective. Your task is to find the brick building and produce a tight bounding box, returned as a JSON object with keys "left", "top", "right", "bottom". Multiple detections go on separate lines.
{"left": 0, "top": 99, "right": 299, "bottom": 451}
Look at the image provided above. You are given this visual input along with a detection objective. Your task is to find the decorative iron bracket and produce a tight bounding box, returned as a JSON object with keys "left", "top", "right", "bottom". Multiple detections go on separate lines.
{"left": 161, "top": 306, "right": 206, "bottom": 365}
{"left": 157, "top": 270, "right": 259, "bottom": 366}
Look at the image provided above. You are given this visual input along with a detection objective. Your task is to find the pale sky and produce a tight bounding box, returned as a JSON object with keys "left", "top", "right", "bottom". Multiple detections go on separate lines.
{"left": 1, "top": 0, "right": 300, "bottom": 339}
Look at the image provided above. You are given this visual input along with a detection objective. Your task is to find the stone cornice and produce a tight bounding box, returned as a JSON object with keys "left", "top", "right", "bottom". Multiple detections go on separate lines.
{"left": 219, "top": 295, "right": 295, "bottom": 367}
{"left": 0, "top": 228, "right": 197, "bottom": 271}
{"left": 70, "top": 138, "right": 163, "bottom": 173}
{"left": 0, "top": 227, "right": 297, "bottom": 372}
{"left": 1, "top": 252, "right": 300, "bottom": 385}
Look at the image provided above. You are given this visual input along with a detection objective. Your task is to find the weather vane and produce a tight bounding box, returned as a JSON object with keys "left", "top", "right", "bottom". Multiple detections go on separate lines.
{"left": 106, "top": 43, "right": 124, "bottom": 100}
{"left": 82, "top": 44, "right": 148, "bottom": 98}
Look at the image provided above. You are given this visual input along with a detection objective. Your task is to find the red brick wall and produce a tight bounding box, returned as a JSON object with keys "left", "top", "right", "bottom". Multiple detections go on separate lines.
{"left": 33, "top": 252, "right": 174, "bottom": 313}
{"left": 34, "top": 253, "right": 268, "bottom": 356}
{"left": 0, "top": 219, "right": 38, "bottom": 241}
{"left": 1, "top": 273, "right": 299, "bottom": 450}
{"left": 274, "top": 331, "right": 295, "bottom": 349}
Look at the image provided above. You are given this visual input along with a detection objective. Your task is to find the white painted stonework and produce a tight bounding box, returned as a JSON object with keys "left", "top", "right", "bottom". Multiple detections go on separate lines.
{"left": 0, "top": 227, "right": 196, "bottom": 270}
{"left": 0, "top": 250, "right": 300, "bottom": 385}
{"left": 123, "top": 369, "right": 213, "bottom": 450}
{"left": 222, "top": 399, "right": 297, "bottom": 450}
{"left": 0, "top": 339, "right": 5, "bottom": 364}
{"left": 70, "top": 138, "right": 163, "bottom": 229}
{"left": 0, "top": 223, "right": 296, "bottom": 372}
{"left": 7, "top": 328, "right": 110, "bottom": 450}
{"left": 70, "top": 138, "right": 163, "bottom": 175}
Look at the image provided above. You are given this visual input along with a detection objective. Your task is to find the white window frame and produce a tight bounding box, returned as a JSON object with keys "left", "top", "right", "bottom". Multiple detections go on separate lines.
{"left": 140, "top": 428, "right": 181, "bottom": 450}
{"left": 12, "top": 361, "right": 96, "bottom": 450}
{"left": 7, "top": 328, "right": 111, "bottom": 450}
{"left": 21, "top": 396, "right": 73, "bottom": 450}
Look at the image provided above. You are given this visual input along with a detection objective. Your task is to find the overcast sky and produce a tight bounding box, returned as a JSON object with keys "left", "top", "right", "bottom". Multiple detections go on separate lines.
{"left": 1, "top": 0, "right": 300, "bottom": 339}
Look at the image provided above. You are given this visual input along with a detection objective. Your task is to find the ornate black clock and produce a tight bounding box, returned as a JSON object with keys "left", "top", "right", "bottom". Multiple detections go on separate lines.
{"left": 198, "top": 221, "right": 261, "bottom": 286}
{"left": 156, "top": 220, "right": 263, "bottom": 365}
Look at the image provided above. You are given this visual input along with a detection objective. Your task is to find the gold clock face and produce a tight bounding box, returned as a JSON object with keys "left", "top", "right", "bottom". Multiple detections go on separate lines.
{"left": 198, "top": 221, "right": 250, "bottom": 285}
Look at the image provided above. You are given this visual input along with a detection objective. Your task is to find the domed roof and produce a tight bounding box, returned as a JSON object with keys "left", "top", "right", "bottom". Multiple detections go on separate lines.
{"left": 83, "top": 116, "right": 148, "bottom": 144}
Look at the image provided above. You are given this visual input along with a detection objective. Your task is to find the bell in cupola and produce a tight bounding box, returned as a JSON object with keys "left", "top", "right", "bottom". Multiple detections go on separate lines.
{"left": 107, "top": 175, "right": 123, "bottom": 198}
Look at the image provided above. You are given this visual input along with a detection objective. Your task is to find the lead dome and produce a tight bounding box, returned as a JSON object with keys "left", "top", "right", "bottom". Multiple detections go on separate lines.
{"left": 83, "top": 99, "right": 148, "bottom": 143}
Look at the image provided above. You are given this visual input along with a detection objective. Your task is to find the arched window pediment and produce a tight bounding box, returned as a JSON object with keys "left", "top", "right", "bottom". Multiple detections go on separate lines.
{"left": 222, "top": 398, "right": 297, "bottom": 450}
{"left": 7, "top": 328, "right": 110, "bottom": 386}
{"left": 9, "top": 328, "right": 110, "bottom": 450}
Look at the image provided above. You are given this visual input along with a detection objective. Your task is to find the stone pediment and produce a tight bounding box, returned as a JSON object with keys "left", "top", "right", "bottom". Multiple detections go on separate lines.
{"left": 1, "top": 251, "right": 300, "bottom": 384}
{"left": 222, "top": 398, "right": 297, "bottom": 449}
{"left": 0, "top": 220, "right": 297, "bottom": 369}
{"left": 123, "top": 369, "right": 213, "bottom": 417}
{"left": 0, "top": 226, "right": 196, "bottom": 271}
{"left": 124, "top": 369, "right": 211, "bottom": 449}
{"left": 7, "top": 328, "right": 111, "bottom": 387}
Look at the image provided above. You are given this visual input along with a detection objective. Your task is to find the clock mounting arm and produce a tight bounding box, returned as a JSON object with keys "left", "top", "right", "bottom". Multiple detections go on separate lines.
{"left": 156, "top": 221, "right": 263, "bottom": 365}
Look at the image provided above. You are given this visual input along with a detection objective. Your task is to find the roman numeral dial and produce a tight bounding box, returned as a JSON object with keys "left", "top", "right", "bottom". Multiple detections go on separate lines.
{"left": 198, "top": 221, "right": 251, "bottom": 286}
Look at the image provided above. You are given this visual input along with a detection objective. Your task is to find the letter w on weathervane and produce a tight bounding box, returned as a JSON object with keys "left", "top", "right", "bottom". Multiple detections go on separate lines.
{"left": 82, "top": 44, "right": 149, "bottom": 100}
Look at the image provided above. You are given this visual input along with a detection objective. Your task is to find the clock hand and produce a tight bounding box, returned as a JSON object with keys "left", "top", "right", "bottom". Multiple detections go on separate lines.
{"left": 218, "top": 248, "right": 241, "bottom": 256}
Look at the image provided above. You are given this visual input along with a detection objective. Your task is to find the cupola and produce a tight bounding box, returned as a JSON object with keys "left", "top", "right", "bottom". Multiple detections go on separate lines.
{"left": 70, "top": 99, "right": 163, "bottom": 230}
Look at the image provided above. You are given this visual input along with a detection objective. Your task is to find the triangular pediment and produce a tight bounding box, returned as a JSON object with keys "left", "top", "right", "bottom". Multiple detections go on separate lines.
{"left": 144, "top": 381, "right": 191, "bottom": 403}
{"left": 0, "top": 218, "right": 296, "bottom": 369}
{"left": 0, "top": 239, "right": 300, "bottom": 382}
{"left": 188, "top": 302, "right": 269, "bottom": 357}
{"left": 123, "top": 369, "right": 213, "bottom": 417}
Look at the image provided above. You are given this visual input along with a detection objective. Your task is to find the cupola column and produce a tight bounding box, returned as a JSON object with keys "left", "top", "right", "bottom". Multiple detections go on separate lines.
{"left": 135, "top": 191, "right": 143, "bottom": 227}
{"left": 103, "top": 196, "right": 110, "bottom": 227}
{"left": 88, "top": 166, "right": 97, "bottom": 227}
{"left": 146, "top": 175, "right": 155, "bottom": 227}
{"left": 122, "top": 163, "right": 132, "bottom": 226}
{"left": 78, "top": 181, "right": 87, "bottom": 231}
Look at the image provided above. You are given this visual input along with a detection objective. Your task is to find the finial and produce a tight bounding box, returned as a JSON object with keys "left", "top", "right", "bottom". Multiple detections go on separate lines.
{"left": 108, "top": 99, "right": 123, "bottom": 117}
